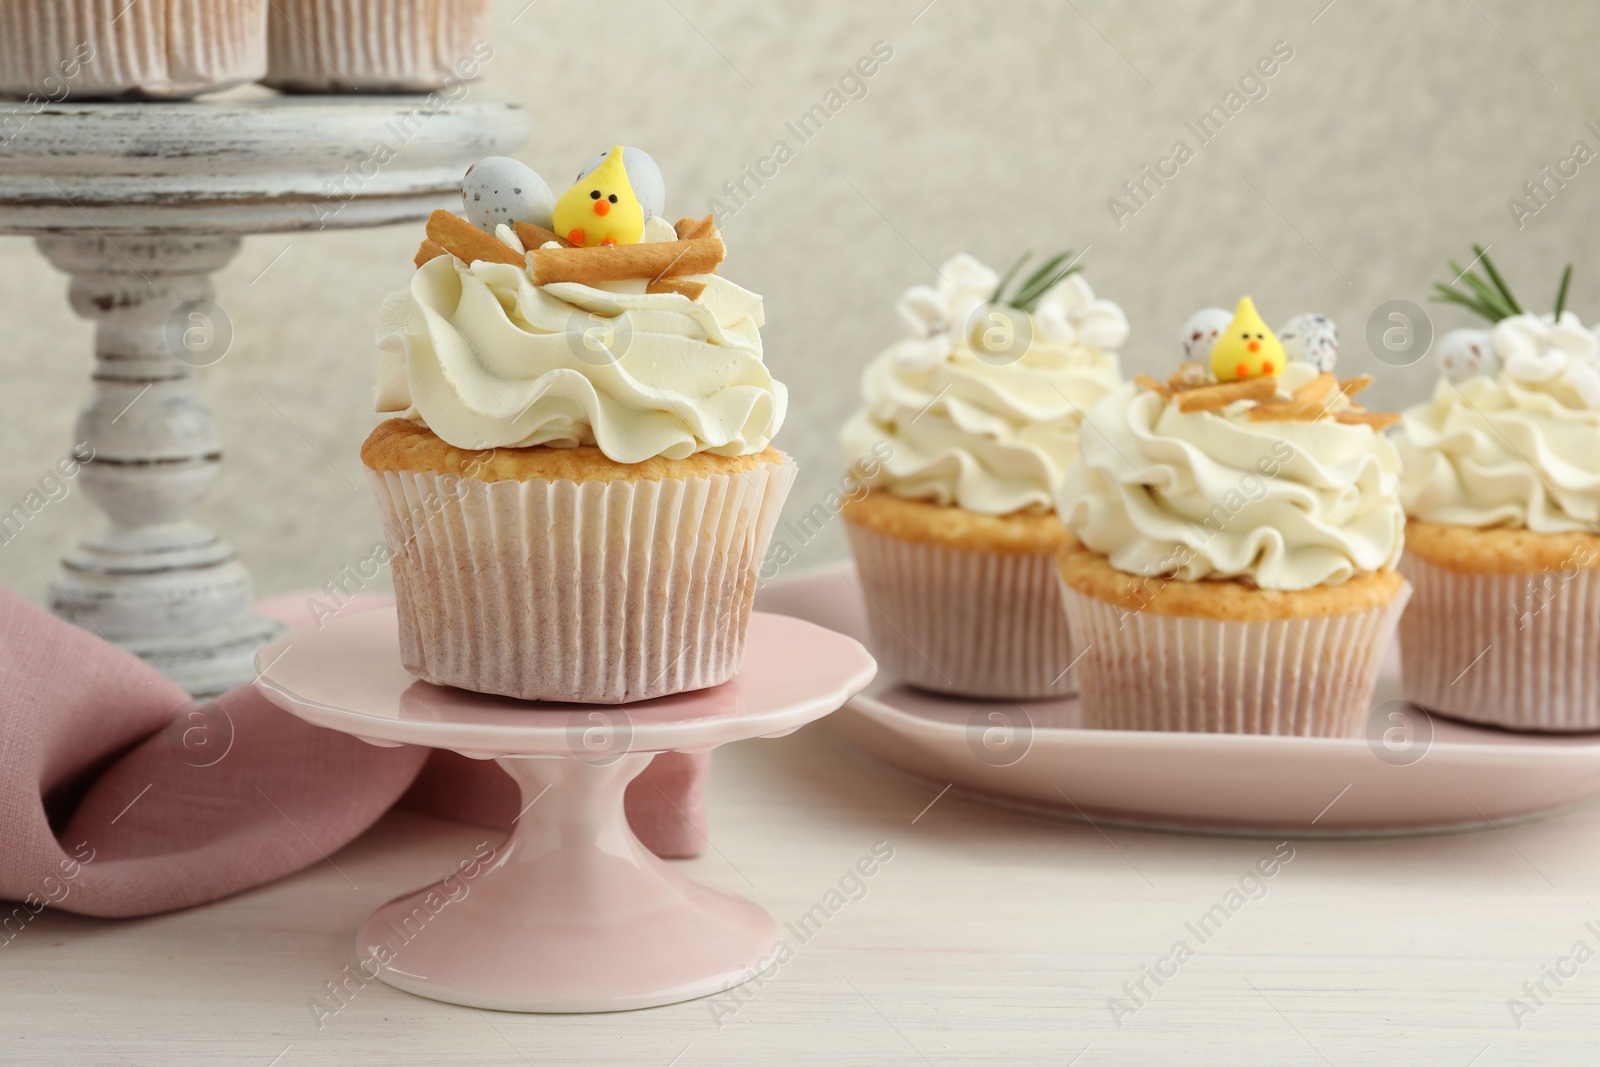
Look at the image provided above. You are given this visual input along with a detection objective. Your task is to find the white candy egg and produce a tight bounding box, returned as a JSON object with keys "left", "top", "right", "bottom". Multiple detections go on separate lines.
{"left": 576, "top": 146, "right": 666, "bottom": 222}
{"left": 462, "top": 156, "right": 554, "bottom": 232}
{"left": 1437, "top": 328, "right": 1499, "bottom": 383}
{"left": 1181, "top": 307, "right": 1233, "bottom": 361}
{"left": 1279, "top": 312, "right": 1339, "bottom": 373}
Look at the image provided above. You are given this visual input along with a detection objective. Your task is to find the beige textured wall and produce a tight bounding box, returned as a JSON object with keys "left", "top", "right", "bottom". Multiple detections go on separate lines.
{"left": 2, "top": 0, "right": 1598, "bottom": 605}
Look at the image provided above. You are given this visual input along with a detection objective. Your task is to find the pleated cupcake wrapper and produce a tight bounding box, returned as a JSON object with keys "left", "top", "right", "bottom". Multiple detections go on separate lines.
{"left": 844, "top": 524, "right": 1079, "bottom": 700}
{"left": 366, "top": 458, "right": 795, "bottom": 704}
{"left": 1400, "top": 551, "right": 1600, "bottom": 732}
{"left": 1059, "top": 580, "right": 1410, "bottom": 736}
{"left": 264, "top": 0, "right": 491, "bottom": 92}
{"left": 0, "top": 0, "right": 267, "bottom": 99}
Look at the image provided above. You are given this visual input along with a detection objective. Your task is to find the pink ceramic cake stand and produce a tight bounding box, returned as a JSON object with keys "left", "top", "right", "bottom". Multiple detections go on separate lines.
{"left": 253, "top": 608, "right": 875, "bottom": 1013}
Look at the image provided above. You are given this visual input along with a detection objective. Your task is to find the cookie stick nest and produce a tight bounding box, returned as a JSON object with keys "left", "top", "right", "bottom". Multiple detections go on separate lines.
{"left": 1173, "top": 376, "right": 1279, "bottom": 413}
{"left": 526, "top": 236, "right": 724, "bottom": 286}
{"left": 1132, "top": 368, "right": 1278, "bottom": 411}
{"left": 1133, "top": 373, "right": 1174, "bottom": 399}
{"left": 417, "top": 210, "right": 725, "bottom": 290}
{"left": 1138, "top": 362, "right": 1399, "bottom": 427}
{"left": 1249, "top": 373, "right": 1395, "bottom": 426}
{"left": 1134, "top": 363, "right": 1279, "bottom": 411}
{"left": 513, "top": 222, "right": 573, "bottom": 249}
{"left": 419, "top": 210, "right": 522, "bottom": 265}
{"left": 1333, "top": 411, "right": 1401, "bottom": 429}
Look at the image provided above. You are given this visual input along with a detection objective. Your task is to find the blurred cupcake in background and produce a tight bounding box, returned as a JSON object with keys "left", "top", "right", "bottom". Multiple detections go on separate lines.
{"left": 1058, "top": 297, "right": 1408, "bottom": 735}
{"left": 839, "top": 251, "right": 1127, "bottom": 700}
{"left": 1397, "top": 250, "right": 1600, "bottom": 731}
{"left": 264, "top": 0, "right": 492, "bottom": 92}
{"left": 0, "top": 0, "right": 267, "bottom": 100}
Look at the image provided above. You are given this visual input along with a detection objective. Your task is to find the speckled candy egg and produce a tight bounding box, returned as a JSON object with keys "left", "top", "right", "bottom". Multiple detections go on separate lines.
{"left": 462, "top": 157, "right": 555, "bottom": 232}
{"left": 1437, "top": 328, "right": 1499, "bottom": 383}
{"left": 576, "top": 146, "right": 666, "bottom": 223}
{"left": 1181, "top": 307, "right": 1233, "bottom": 362}
{"left": 1279, "top": 313, "right": 1339, "bottom": 373}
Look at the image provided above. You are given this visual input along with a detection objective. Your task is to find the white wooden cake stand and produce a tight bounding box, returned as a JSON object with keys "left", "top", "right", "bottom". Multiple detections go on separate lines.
{"left": 254, "top": 608, "right": 877, "bottom": 1013}
{"left": 0, "top": 96, "right": 528, "bottom": 696}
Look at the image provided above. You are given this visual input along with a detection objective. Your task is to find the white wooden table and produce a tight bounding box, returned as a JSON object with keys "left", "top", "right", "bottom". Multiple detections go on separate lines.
{"left": 0, "top": 96, "right": 528, "bottom": 697}
{"left": 4, "top": 721, "right": 1594, "bottom": 1065}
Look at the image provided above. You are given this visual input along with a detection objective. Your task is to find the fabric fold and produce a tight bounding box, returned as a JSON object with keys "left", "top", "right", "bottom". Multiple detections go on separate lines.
{"left": 0, "top": 587, "right": 706, "bottom": 921}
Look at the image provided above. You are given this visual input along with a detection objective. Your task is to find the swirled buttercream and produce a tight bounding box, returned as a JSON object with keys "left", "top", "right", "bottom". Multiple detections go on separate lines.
{"left": 374, "top": 252, "right": 786, "bottom": 463}
{"left": 840, "top": 255, "right": 1126, "bottom": 515}
{"left": 1060, "top": 363, "right": 1405, "bottom": 591}
{"left": 1398, "top": 312, "right": 1600, "bottom": 532}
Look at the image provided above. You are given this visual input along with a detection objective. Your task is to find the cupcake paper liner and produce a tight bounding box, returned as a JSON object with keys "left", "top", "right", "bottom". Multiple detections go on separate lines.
{"left": 263, "top": 0, "right": 491, "bottom": 92}
{"left": 1400, "top": 551, "right": 1600, "bottom": 732}
{"left": 1059, "top": 580, "right": 1410, "bottom": 736}
{"left": 366, "top": 457, "right": 795, "bottom": 704}
{"left": 844, "top": 523, "right": 1079, "bottom": 700}
{"left": 0, "top": 0, "right": 267, "bottom": 100}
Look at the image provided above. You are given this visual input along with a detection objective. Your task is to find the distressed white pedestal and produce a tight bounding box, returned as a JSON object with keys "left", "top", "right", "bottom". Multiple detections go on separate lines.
{"left": 0, "top": 97, "right": 529, "bottom": 696}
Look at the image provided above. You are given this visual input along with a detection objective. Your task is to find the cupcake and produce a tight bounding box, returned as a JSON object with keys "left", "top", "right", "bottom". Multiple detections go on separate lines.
{"left": 0, "top": 0, "right": 267, "bottom": 100}
{"left": 839, "top": 251, "right": 1127, "bottom": 699}
{"left": 263, "top": 0, "right": 492, "bottom": 92}
{"left": 1395, "top": 250, "right": 1600, "bottom": 731}
{"left": 1058, "top": 297, "right": 1409, "bottom": 735}
{"left": 364, "top": 148, "right": 792, "bottom": 703}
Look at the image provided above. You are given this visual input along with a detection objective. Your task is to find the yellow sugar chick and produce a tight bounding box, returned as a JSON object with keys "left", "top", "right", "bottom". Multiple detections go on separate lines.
{"left": 1210, "top": 296, "right": 1285, "bottom": 381}
{"left": 551, "top": 145, "right": 645, "bottom": 247}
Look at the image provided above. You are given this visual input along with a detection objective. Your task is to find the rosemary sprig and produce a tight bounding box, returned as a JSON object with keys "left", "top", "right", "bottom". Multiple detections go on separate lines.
{"left": 993, "top": 249, "right": 1082, "bottom": 313}
{"left": 1456, "top": 262, "right": 1517, "bottom": 319}
{"left": 1430, "top": 283, "right": 1497, "bottom": 320}
{"left": 1432, "top": 247, "right": 1523, "bottom": 323}
{"left": 1475, "top": 244, "right": 1523, "bottom": 315}
{"left": 992, "top": 252, "right": 1032, "bottom": 307}
{"left": 1432, "top": 246, "right": 1579, "bottom": 324}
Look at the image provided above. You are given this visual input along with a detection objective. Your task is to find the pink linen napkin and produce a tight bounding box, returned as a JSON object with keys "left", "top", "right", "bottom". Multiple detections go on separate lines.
{"left": 0, "top": 586, "right": 707, "bottom": 921}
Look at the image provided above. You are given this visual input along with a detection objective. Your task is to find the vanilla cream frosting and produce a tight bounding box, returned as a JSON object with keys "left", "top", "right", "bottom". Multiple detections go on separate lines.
{"left": 840, "top": 254, "right": 1126, "bottom": 515}
{"left": 1060, "top": 363, "right": 1405, "bottom": 591}
{"left": 1398, "top": 312, "right": 1600, "bottom": 532}
{"left": 374, "top": 238, "right": 785, "bottom": 463}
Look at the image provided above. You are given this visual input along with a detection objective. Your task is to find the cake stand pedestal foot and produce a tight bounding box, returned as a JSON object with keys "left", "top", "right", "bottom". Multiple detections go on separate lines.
{"left": 356, "top": 753, "right": 779, "bottom": 1013}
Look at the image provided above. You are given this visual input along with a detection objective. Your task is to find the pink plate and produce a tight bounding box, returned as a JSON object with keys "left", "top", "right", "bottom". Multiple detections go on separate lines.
{"left": 755, "top": 563, "right": 1600, "bottom": 837}
{"left": 255, "top": 610, "right": 875, "bottom": 1013}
